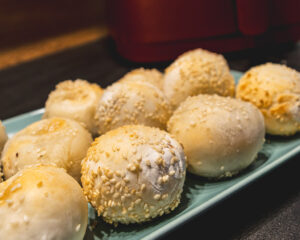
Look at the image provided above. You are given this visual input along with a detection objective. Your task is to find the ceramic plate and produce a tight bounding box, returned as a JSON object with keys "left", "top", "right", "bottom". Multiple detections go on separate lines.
{"left": 3, "top": 71, "right": 300, "bottom": 240}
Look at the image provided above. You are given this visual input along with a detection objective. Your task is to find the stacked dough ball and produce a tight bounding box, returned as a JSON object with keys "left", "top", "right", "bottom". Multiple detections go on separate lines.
{"left": 42, "top": 69, "right": 185, "bottom": 224}
{"left": 0, "top": 67, "right": 187, "bottom": 236}
{"left": 0, "top": 118, "right": 90, "bottom": 240}
{"left": 159, "top": 49, "right": 265, "bottom": 178}
{"left": 0, "top": 81, "right": 96, "bottom": 239}
{"left": 1, "top": 46, "right": 299, "bottom": 238}
{"left": 162, "top": 50, "right": 299, "bottom": 178}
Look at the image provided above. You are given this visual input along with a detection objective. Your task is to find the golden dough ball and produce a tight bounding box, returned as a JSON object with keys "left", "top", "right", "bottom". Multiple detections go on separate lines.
{"left": 0, "top": 165, "right": 88, "bottom": 240}
{"left": 1, "top": 117, "right": 92, "bottom": 182}
{"left": 81, "top": 125, "right": 186, "bottom": 224}
{"left": 163, "top": 48, "right": 235, "bottom": 110}
{"left": 167, "top": 94, "right": 265, "bottom": 178}
{"left": 43, "top": 79, "right": 103, "bottom": 135}
{"left": 95, "top": 81, "right": 172, "bottom": 135}
{"left": 119, "top": 68, "right": 163, "bottom": 90}
{"left": 237, "top": 63, "right": 300, "bottom": 135}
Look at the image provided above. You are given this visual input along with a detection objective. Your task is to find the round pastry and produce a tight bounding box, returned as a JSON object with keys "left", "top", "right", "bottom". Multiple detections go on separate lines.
{"left": 0, "top": 121, "right": 8, "bottom": 153}
{"left": 236, "top": 63, "right": 300, "bottom": 136}
{"left": 1, "top": 117, "right": 92, "bottom": 182}
{"left": 0, "top": 165, "right": 88, "bottom": 240}
{"left": 163, "top": 48, "right": 235, "bottom": 110}
{"left": 167, "top": 94, "right": 265, "bottom": 178}
{"left": 81, "top": 125, "right": 186, "bottom": 224}
{"left": 95, "top": 81, "right": 172, "bottom": 135}
{"left": 119, "top": 68, "right": 163, "bottom": 90}
{"left": 43, "top": 79, "right": 103, "bottom": 135}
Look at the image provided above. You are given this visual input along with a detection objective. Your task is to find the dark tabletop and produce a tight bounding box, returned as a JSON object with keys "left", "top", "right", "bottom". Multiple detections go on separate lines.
{"left": 0, "top": 37, "right": 299, "bottom": 240}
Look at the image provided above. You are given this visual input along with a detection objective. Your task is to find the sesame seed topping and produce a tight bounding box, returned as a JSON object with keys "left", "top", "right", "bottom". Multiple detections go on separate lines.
{"left": 23, "top": 215, "right": 29, "bottom": 223}
{"left": 153, "top": 194, "right": 161, "bottom": 200}
{"left": 162, "top": 175, "right": 169, "bottom": 183}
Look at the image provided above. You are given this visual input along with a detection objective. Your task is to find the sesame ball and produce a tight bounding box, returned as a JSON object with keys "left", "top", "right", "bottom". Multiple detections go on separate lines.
{"left": 119, "top": 68, "right": 163, "bottom": 90}
{"left": 236, "top": 63, "right": 300, "bottom": 135}
{"left": 0, "top": 165, "right": 88, "bottom": 240}
{"left": 163, "top": 48, "right": 235, "bottom": 110}
{"left": 1, "top": 117, "right": 92, "bottom": 182}
{"left": 43, "top": 79, "right": 103, "bottom": 135}
{"left": 95, "top": 81, "right": 172, "bottom": 135}
{"left": 81, "top": 125, "right": 186, "bottom": 224}
{"left": 167, "top": 95, "right": 265, "bottom": 178}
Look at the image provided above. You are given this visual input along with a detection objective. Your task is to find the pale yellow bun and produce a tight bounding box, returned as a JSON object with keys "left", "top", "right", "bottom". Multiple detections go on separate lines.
{"left": 0, "top": 165, "right": 88, "bottom": 240}
{"left": 81, "top": 125, "right": 186, "bottom": 224}
{"left": 95, "top": 81, "right": 172, "bottom": 135}
{"left": 119, "top": 68, "right": 163, "bottom": 90}
{"left": 43, "top": 79, "right": 103, "bottom": 135}
{"left": 167, "top": 95, "right": 265, "bottom": 178}
{"left": 1, "top": 117, "right": 92, "bottom": 182}
{"left": 236, "top": 63, "right": 300, "bottom": 136}
{"left": 0, "top": 121, "right": 8, "bottom": 153}
{"left": 163, "top": 48, "right": 235, "bottom": 110}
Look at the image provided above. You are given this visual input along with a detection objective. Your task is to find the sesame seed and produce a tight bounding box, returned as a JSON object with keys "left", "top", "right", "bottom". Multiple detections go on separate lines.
{"left": 154, "top": 194, "right": 161, "bottom": 200}
{"left": 162, "top": 194, "right": 168, "bottom": 200}
{"left": 162, "top": 175, "right": 169, "bottom": 183}
{"left": 146, "top": 160, "right": 151, "bottom": 167}
{"left": 6, "top": 199, "right": 13, "bottom": 206}
{"left": 37, "top": 181, "right": 43, "bottom": 188}
{"left": 140, "top": 184, "right": 146, "bottom": 191}
{"left": 23, "top": 215, "right": 29, "bottom": 223}
{"left": 113, "top": 193, "right": 120, "bottom": 199}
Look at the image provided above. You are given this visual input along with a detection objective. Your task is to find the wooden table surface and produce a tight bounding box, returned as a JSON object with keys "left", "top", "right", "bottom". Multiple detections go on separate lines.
{"left": 0, "top": 36, "right": 299, "bottom": 240}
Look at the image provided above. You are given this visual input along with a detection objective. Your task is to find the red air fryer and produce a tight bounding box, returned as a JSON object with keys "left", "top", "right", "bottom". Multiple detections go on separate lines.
{"left": 107, "top": 0, "right": 300, "bottom": 62}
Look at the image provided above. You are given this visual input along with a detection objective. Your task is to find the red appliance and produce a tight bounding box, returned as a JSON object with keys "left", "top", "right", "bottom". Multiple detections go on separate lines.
{"left": 107, "top": 0, "right": 300, "bottom": 62}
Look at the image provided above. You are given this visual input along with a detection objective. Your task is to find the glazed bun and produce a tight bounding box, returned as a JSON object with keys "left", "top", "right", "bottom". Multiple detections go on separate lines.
{"left": 81, "top": 125, "right": 186, "bottom": 224}
{"left": 0, "top": 165, "right": 88, "bottom": 240}
{"left": 0, "top": 121, "right": 8, "bottom": 153}
{"left": 167, "top": 95, "right": 265, "bottom": 178}
{"left": 95, "top": 81, "right": 172, "bottom": 135}
{"left": 43, "top": 79, "right": 103, "bottom": 135}
{"left": 1, "top": 117, "right": 92, "bottom": 181}
{"left": 236, "top": 63, "right": 300, "bottom": 135}
{"left": 163, "top": 48, "right": 235, "bottom": 109}
{"left": 119, "top": 68, "right": 163, "bottom": 90}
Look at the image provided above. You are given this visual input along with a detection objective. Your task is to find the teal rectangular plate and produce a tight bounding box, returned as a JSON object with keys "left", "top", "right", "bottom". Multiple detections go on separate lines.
{"left": 2, "top": 70, "right": 300, "bottom": 240}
